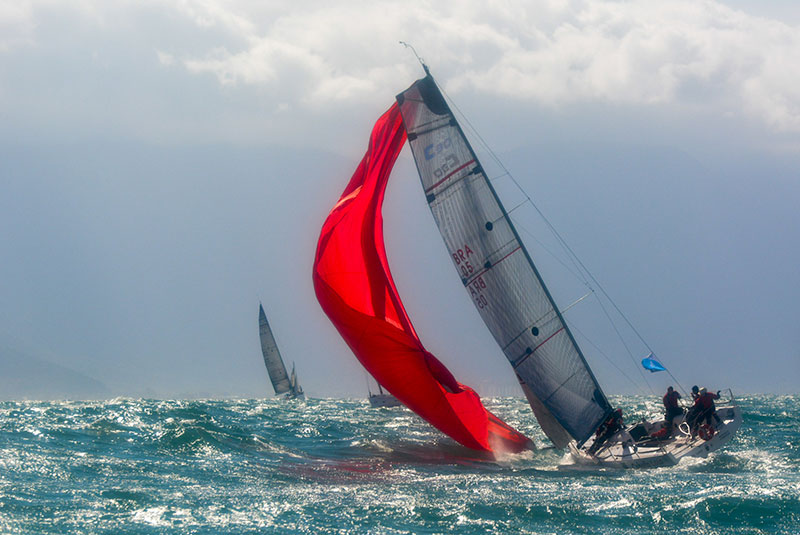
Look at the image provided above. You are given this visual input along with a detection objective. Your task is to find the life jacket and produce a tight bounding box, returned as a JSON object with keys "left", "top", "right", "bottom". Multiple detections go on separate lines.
{"left": 698, "top": 392, "right": 718, "bottom": 410}
{"left": 663, "top": 391, "right": 680, "bottom": 409}
{"left": 651, "top": 426, "right": 670, "bottom": 439}
{"left": 597, "top": 412, "right": 622, "bottom": 436}
{"left": 698, "top": 423, "right": 716, "bottom": 441}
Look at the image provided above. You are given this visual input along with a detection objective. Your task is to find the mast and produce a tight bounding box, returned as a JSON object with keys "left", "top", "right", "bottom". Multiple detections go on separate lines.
{"left": 396, "top": 71, "right": 612, "bottom": 446}
{"left": 443, "top": 78, "right": 611, "bottom": 443}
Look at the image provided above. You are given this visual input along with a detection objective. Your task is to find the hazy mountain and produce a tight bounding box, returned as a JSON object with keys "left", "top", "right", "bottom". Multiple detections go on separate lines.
{"left": 0, "top": 347, "right": 110, "bottom": 400}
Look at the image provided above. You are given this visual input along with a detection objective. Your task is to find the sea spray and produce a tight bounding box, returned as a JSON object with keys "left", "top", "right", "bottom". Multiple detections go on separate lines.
{"left": 0, "top": 396, "right": 797, "bottom": 534}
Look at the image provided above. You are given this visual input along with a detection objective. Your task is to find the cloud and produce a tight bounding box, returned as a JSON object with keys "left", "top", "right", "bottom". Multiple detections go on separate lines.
{"left": 0, "top": 1, "right": 35, "bottom": 52}
{"left": 2, "top": 0, "right": 799, "bottom": 144}
{"left": 168, "top": 0, "right": 254, "bottom": 34}
{"left": 467, "top": 1, "right": 800, "bottom": 131}
{"left": 175, "top": 1, "right": 420, "bottom": 105}
{"left": 163, "top": 0, "right": 800, "bottom": 132}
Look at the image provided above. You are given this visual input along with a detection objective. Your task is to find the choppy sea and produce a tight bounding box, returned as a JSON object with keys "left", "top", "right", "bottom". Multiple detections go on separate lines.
{"left": 0, "top": 395, "right": 797, "bottom": 534}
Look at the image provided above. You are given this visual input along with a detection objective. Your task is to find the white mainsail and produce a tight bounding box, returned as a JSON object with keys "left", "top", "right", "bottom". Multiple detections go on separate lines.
{"left": 258, "top": 303, "right": 302, "bottom": 398}
{"left": 396, "top": 72, "right": 612, "bottom": 447}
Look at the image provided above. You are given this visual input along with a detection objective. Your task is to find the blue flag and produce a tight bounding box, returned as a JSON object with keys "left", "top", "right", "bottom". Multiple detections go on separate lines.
{"left": 641, "top": 354, "right": 666, "bottom": 373}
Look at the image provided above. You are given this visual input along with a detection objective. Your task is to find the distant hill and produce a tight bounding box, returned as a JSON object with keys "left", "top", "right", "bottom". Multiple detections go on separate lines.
{"left": 0, "top": 347, "right": 110, "bottom": 400}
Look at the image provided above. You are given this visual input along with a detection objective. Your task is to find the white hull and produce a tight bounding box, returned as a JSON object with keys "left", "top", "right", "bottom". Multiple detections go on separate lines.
{"left": 369, "top": 393, "right": 402, "bottom": 408}
{"left": 562, "top": 396, "right": 742, "bottom": 469}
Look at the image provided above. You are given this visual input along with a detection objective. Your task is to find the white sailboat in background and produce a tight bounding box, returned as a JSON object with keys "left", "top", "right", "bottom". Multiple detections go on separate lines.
{"left": 258, "top": 303, "right": 304, "bottom": 400}
{"left": 368, "top": 381, "right": 402, "bottom": 408}
{"left": 393, "top": 61, "right": 740, "bottom": 468}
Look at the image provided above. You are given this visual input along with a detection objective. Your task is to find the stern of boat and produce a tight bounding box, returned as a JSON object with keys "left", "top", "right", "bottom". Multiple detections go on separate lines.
{"left": 685, "top": 388, "right": 742, "bottom": 457}
{"left": 561, "top": 389, "right": 742, "bottom": 469}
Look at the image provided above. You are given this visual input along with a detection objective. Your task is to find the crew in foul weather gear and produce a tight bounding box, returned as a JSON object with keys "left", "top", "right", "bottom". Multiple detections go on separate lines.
{"left": 663, "top": 386, "right": 683, "bottom": 435}
{"left": 688, "top": 387, "right": 721, "bottom": 435}
{"left": 588, "top": 408, "right": 623, "bottom": 455}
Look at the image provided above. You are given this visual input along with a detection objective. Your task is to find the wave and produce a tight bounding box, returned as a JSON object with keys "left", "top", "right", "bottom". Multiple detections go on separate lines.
{"left": 1, "top": 396, "right": 797, "bottom": 534}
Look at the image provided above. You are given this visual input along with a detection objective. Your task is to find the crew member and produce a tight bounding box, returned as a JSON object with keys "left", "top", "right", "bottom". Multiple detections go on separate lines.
{"left": 685, "top": 385, "right": 701, "bottom": 430}
{"left": 688, "top": 386, "right": 721, "bottom": 434}
{"left": 663, "top": 386, "right": 683, "bottom": 435}
{"left": 588, "top": 408, "right": 623, "bottom": 455}
{"left": 696, "top": 387, "right": 721, "bottom": 427}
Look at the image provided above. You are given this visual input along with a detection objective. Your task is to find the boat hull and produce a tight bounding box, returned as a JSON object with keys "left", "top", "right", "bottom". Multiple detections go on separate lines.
{"left": 562, "top": 397, "right": 742, "bottom": 469}
{"left": 369, "top": 393, "right": 403, "bottom": 408}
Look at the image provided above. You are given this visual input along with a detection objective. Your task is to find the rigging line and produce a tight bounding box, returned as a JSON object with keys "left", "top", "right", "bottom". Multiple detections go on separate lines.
{"left": 511, "top": 214, "right": 589, "bottom": 286}
{"left": 567, "top": 320, "right": 645, "bottom": 395}
{"left": 512, "top": 196, "right": 591, "bottom": 291}
{"left": 507, "top": 180, "right": 657, "bottom": 359}
{"left": 505, "top": 199, "right": 529, "bottom": 217}
{"left": 503, "top": 181, "right": 652, "bottom": 392}
{"left": 666, "top": 372, "right": 688, "bottom": 401}
{"left": 487, "top": 171, "right": 511, "bottom": 182}
{"left": 439, "top": 89, "right": 593, "bottom": 290}
{"left": 437, "top": 83, "right": 662, "bottom": 370}
{"left": 561, "top": 292, "right": 593, "bottom": 315}
{"left": 549, "top": 233, "right": 657, "bottom": 356}
{"left": 591, "top": 288, "right": 655, "bottom": 396}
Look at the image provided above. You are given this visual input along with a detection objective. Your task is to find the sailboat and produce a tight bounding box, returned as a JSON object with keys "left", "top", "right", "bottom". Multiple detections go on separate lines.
{"left": 313, "top": 63, "right": 740, "bottom": 467}
{"left": 368, "top": 381, "right": 402, "bottom": 408}
{"left": 258, "top": 303, "right": 304, "bottom": 400}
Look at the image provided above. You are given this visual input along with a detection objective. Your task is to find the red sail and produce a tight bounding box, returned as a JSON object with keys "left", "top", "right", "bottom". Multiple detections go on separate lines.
{"left": 312, "top": 102, "right": 531, "bottom": 453}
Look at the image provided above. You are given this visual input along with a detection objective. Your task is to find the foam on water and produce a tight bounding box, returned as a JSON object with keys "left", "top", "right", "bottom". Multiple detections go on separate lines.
{"left": 0, "top": 395, "right": 797, "bottom": 534}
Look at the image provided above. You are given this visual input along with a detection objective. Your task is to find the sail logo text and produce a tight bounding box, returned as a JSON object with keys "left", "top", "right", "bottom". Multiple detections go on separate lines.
{"left": 469, "top": 276, "right": 488, "bottom": 309}
{"left": 424, "top": 138, "right": 452, "bottom": 160}
{"left": 452, "top": 244, "right": 475, "bottom": 265}
{"left": 433, "top": 154, "right": 459, "bottom": 180}
{"left": 454, "top": 244, "right": 489, "bottom": 308}
{"left": 453, "top": 245, "right": 475, "bottom": 279}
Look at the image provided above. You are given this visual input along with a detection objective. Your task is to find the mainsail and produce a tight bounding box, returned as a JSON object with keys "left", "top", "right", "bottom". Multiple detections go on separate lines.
{"left": 258, "top": 303, "right": 292, "bottom": 396}
{"left": 396, "top": 72, "right": 612, "bottom": 447}
{"left": 313, "top": 103, "right": 531, "bottom": 453}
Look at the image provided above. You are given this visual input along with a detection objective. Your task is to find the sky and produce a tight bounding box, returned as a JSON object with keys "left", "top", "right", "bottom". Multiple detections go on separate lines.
{"left": 1, "top": 0, "right": 798, "bottom": 399}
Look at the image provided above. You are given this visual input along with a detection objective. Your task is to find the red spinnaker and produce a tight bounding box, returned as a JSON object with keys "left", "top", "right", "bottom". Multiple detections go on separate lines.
{"left": 312, "top": 102, "right": 531, "bottom": 453}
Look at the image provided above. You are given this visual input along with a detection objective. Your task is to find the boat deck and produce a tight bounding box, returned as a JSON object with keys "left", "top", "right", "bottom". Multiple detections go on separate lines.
{"left": 563, "top": 395, "right": 742, "bottom": 469}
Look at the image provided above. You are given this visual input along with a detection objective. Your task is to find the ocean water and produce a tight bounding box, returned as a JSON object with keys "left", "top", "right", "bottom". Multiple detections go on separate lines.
{"left": 0, "top": 395, "right": 797, "bottom": 534}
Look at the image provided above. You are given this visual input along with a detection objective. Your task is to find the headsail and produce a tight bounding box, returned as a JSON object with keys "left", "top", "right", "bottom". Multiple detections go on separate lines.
{"left": 258, "top": 303, "right": 292, "bottom": 395}
{"left": 396, "top": 73, "right": 611, "bottom": 447}
{"left": 313, "top": 102, "right": 531, "bottom": 453}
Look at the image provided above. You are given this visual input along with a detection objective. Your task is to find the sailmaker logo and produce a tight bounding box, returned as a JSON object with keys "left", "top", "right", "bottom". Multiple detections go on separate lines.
{"left": 423, "top": 137, "right": 452, "bottom": 160}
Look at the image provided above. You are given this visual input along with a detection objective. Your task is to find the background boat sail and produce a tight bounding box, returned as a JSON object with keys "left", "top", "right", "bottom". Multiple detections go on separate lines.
{"left": 368, "top": 380, "right": 402, "bottom": 408}
{"left": 259, "top": 303, "right": 304, "bottom": 400}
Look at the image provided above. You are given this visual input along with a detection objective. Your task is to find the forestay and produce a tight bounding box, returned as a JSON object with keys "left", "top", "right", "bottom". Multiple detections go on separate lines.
{"left": 396, "top": 73, "right": 611, "bottom": 446}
